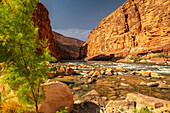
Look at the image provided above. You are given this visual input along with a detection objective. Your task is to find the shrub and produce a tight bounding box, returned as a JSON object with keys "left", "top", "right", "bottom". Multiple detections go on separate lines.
{"left": 152, "top": 53, "right": 169, "bottom": 58}
{"left": 0, "top": 100, "right": 34, "bottom": 113}
{"left": 130, "top": 56, "right": 141, "bottom": 63}
{"left": 0, "top": 0, "right": 55, "bottom": 112}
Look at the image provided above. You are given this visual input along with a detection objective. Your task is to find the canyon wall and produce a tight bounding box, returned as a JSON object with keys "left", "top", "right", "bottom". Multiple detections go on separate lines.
{"left": 33, "top": 2, "right": 60, "bottom": 59}
{"left": 85, "top": 0, "right": 170, "bottom": 60}
{"left": 53, "top": 31, "right": 85, "bottom": 60}
{"left": 33, "top": 3, "right": 84, "bottom": 60}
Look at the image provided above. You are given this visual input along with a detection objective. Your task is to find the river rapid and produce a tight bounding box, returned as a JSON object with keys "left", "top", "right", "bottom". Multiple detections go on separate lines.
{"left": 60, "top": 61, "right": 170, "bottom": 75}
{"left": 54, "top": 61, "right": 170, "bottom": 104}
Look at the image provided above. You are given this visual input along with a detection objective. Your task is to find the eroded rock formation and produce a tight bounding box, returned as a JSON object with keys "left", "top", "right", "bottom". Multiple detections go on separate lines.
{"left": 53, "top": 31, "right": 85, "bottom": 60}
{"left": 33, "top": 3, "right": 60, "bottom": 59}
{"left": 84, "top": 0, "right": 170, "bottom": 60}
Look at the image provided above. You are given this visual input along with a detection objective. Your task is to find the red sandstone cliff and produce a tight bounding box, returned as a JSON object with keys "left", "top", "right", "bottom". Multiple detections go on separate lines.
{"left": 53, "top": 31, "right": 85, "bottom": 60}
{"left": 33, "top": 3, "right": 84, "bottom": 60}
{"left": 33, "top": 2, "right": 60, "bottom": 59}
{"left": 84, "top": 0, "right": 170, "bottom": 60}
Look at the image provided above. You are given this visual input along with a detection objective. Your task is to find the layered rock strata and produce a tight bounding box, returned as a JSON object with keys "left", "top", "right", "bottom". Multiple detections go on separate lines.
{"left": 53, "top": 31, "right": 85, "bottom": 60}
{"left": 84, "top": 0, "right": 170, "bottom": 60}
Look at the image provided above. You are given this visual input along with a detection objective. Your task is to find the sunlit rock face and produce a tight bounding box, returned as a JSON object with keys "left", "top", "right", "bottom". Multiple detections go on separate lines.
{"left": 33, "top": 2, "right": 60, "bottom": 59}
{"left": 53, "top": 31, "right": 85, "bottom": 60}
{"left": 85, "top": 0, "right": 170, "bottom": 60}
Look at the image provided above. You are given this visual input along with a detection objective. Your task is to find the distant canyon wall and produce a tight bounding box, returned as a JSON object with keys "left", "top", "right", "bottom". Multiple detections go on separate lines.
{"left": 33, "top": 3, "right": 84, "bottom": 60}
{"left": 53, "top": 31, "right": 85, "bottom": 60}
{"left": 82, "top": 0, "right": 170, "bottom": 60}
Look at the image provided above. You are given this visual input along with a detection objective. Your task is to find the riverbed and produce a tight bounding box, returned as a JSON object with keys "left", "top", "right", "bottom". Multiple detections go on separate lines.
{"left": 53, "top": 61, "right": 170, "bottom": 105}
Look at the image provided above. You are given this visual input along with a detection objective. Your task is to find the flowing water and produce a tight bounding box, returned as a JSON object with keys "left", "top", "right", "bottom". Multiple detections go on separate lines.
{"left": 55, "top": 61, "right": 170, "bottom": 102}
{"left": 62, "top": 61, "right": 170, "bottom": 75}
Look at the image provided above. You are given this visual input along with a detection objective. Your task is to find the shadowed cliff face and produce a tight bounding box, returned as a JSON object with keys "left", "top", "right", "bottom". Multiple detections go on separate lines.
{"left": 33, "top": 2, "right": 60, "bottom": 59}
{"left": 53, "top": 31, "right": 85, "bottom": 60}
{"left": 33, "top": 3, "right": 85, "bottom": 60}
{"left": 83, "top": 0, "right": 170, "bottom": 60}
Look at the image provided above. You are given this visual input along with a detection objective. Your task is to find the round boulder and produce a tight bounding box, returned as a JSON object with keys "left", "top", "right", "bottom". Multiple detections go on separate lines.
{"left": 39, "top": 80, "right": 74, "bottom": 113}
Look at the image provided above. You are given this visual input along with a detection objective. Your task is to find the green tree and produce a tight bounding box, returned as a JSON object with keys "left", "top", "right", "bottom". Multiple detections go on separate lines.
{"left": 0, "top": 0, "right": 55, "bottom": 112}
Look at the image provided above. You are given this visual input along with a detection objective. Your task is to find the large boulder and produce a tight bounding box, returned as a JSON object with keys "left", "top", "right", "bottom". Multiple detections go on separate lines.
{"left": 39, "top": 80, "right": 74, "bottom": 113}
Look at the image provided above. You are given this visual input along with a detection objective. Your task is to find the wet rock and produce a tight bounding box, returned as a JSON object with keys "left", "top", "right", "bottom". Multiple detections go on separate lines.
{"left": 147, "top": 82, "right": 159, "bottom": 87}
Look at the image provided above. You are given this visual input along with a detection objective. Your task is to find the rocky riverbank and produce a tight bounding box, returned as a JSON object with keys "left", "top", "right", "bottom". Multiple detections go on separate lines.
{"left": 49, "top": 61, "right": 170, "bottom": 113}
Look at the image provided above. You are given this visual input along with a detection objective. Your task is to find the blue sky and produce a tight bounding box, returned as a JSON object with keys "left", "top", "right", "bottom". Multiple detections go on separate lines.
{"left": 39, "top": 0, "right": 126, "bottom": 41}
